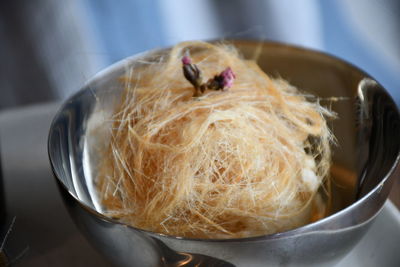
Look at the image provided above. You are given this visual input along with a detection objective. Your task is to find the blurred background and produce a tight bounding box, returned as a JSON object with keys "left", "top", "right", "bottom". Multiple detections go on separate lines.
{"left": 0, "top": 0, "right": 399, "bottom": 109}
{"left": 0, "top": 1, "right": 399, "bottom": 265}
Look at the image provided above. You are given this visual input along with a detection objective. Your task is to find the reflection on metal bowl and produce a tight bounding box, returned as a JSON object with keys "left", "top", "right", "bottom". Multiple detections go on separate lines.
{"left": 48, "top": 40, "right": 400, "bottom": 267}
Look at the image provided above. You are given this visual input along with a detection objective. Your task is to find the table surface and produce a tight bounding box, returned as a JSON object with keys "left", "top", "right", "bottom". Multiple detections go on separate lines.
{"left": 0, "top": 102, "right": 399, "bottom": 266}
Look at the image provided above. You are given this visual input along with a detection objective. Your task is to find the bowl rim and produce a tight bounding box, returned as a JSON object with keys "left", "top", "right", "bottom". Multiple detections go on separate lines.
{"left": 48, "top": 39, "right": 400, "bottom": 243}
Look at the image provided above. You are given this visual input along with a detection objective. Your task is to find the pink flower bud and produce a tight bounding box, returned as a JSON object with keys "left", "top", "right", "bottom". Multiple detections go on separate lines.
{"left": 182, "top": 56, "right": 192, "bottom": 65}
{"left": 220, "top": 67, "right": 236, "bottom": 88}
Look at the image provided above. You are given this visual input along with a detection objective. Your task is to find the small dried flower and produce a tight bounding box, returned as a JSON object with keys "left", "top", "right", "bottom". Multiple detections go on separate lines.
{"left": 220, "top": 67, "right": 236, "bottom": 89}
{"left": 182, "top": 56, "right": 235, "bottom": 97}
{"left": 182, "top": 55, "right": 191, "bottom": 65}
{"left": 206, "top": 67, "right": 236, "bottom": 91}
{"left": 182, "top": 56, "right": 203, "bottom": 96}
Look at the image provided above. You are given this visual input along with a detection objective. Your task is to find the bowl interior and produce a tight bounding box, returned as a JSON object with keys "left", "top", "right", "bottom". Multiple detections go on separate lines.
{"left": 48, "top": 41, "right": 400, "bottom": 233}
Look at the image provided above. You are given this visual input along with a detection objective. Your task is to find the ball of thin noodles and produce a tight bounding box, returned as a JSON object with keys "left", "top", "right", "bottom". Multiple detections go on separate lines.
{"left": 97, "top": 41, "right": 334, "bottom": 239}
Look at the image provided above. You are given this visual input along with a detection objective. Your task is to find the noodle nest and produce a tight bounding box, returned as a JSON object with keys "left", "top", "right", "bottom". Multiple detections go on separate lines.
{"left": 97, "top": 41, "right": 334, "bottom": 238}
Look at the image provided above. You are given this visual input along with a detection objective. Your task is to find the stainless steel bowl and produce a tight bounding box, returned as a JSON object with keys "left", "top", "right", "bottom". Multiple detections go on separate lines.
{"left": 48, "top": 40, "right": 400, "bottom": 267}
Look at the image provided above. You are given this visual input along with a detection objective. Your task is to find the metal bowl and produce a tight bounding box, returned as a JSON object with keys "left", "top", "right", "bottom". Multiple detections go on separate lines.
{"left": 48, "top": 40, "right": 400, "bottom": 267}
